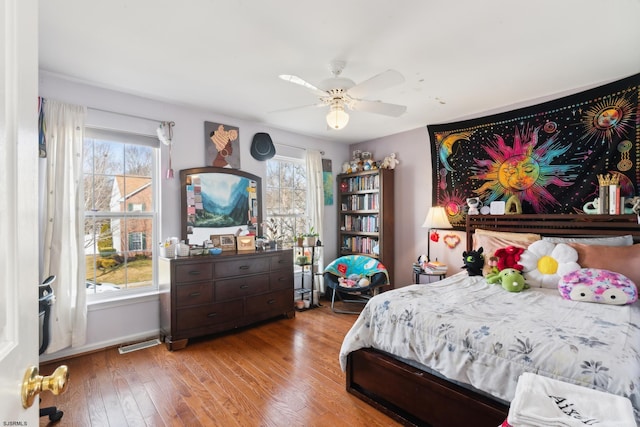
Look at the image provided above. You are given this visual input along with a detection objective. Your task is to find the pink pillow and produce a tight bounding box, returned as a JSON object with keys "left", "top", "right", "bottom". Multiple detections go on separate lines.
{"left": 568, "top": 243, "right": 640, "bottom": 286}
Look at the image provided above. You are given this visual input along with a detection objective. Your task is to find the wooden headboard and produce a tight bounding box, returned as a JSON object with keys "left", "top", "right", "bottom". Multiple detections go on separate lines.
{"left": 466, "top": 214, "right": 640, "bottom": 252}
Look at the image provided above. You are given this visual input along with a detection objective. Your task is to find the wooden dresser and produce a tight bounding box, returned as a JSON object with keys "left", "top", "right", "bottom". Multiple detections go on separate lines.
{"left": 159, "top": 249, "right": 294, "bottom": 350}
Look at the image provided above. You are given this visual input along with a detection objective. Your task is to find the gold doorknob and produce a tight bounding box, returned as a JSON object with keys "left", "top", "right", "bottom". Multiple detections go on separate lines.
{"left": 21, "top": 365, "right": 68, "bottom": 408}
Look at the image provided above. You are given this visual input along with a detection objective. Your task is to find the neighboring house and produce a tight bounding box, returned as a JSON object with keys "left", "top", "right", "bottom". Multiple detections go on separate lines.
{"left": 110, "top": 175, "right": 153, "bottom": 255}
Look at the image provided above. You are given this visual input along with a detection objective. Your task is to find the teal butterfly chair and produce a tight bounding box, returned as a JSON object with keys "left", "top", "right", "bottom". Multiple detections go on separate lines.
{"left": 323, "top": 255, "right": 389, "bottom": 314}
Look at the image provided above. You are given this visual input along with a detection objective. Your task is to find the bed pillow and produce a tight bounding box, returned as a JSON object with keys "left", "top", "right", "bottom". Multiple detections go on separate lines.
{"left": 558, "top": 268, "right": 638, "bottom": 305}
{"left": 542, "top": 235, "right": 633, "bottom": 246}
{"left": 568, "top": 243, "right": 640, "bottom": 286}
{"left": 472, "top": 229, "right": 541, "bottom": 275}
{"left": 520, "top": 240, "right": 580, "bottom": 288}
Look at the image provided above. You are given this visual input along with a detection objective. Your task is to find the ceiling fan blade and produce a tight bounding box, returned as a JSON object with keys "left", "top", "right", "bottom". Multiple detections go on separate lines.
{"left": 351, "top": 99, "right": 407, "bottom": 117}
{"left": 269, "top": 102, "right": 326, "bottom": 114}
{"left": 347, "top": 69, "right": 405, "bottom": 99}
{"left": 279, "top": 74, "right": 327, "bottom": 97}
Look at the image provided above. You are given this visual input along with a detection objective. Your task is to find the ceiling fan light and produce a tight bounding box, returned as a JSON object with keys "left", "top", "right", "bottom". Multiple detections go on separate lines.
{"left": 326, "top": 105, "right": 349, "bottom": 130}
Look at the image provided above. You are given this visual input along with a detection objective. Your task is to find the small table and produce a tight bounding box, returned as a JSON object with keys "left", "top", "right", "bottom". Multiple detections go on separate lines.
{"left": 413, "top": 267, "right": 446, "bottom": 284}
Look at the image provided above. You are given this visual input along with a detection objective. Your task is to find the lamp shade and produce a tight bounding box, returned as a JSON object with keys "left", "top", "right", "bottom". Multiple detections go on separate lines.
{"left": 326, "top": 104, "right": 349, "bottom": 130}
{"left": 422, "top": 206, "right": 453, "bottom": 229}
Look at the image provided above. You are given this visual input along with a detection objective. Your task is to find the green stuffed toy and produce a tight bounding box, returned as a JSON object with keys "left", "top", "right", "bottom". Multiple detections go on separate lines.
{"left": 486, "top": 268, "right": 527, "bottom": 292}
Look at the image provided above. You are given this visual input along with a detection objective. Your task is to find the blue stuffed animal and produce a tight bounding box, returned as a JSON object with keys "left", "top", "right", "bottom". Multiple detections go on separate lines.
{"left": 462, "top": 247, "right": 484, "bottom": 276}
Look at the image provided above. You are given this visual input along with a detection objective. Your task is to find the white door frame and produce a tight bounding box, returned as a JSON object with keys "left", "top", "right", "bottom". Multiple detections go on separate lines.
{"left": 0, "top": 0, "right": 40, "bottom": 422}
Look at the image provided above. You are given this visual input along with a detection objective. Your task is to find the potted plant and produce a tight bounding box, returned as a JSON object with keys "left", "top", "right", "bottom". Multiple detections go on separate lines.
{"left": 261, "top": 218, "right": 282, "bottom": 249}
{"left": 296, "top": 234, "right": 304, "bottom": 247}
{"left": 303, "top": 226, "right": 319, "bottom": 247}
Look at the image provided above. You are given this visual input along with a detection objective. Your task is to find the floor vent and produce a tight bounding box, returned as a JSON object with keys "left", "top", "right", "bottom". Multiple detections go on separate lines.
{"left": 118, "top": 338, "right": 161, "bottom": 355}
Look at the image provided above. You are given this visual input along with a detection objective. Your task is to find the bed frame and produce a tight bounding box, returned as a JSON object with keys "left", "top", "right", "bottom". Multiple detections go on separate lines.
{"left": 345, "top": 214, "right": 640, "bottom": 427}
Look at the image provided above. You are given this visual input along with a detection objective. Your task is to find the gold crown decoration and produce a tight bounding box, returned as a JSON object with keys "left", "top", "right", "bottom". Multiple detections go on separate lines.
{"left": 597, "top": 173, "right": 620, "bottom": 186}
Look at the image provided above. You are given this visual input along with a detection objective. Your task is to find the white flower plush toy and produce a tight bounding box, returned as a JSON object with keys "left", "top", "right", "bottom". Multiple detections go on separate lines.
{"left": 519, "top": 240, "right": 580, "bottom": 288}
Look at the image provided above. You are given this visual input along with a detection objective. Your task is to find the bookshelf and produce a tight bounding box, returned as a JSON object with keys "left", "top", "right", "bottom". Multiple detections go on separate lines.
{"left": 337, "top": 168, "right": 394, "bottom": 284}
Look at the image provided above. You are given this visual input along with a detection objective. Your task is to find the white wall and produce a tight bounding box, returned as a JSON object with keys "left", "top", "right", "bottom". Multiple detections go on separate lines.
{"left": 39, "top": 72, "right": 349, "bottom": 361}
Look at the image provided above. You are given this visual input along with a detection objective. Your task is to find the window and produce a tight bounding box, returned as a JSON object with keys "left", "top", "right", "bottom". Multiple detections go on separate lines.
{"left": 265, "top": 156, "right": 307, "bottom": 246}
{"left": 83, "top": 128, "right": 158, "bottom": 295}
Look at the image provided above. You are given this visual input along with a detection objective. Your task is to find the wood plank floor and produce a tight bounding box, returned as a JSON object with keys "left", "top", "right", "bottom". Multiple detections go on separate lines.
{"left": 39, "top": 303, "right": 401, "bottom": 427}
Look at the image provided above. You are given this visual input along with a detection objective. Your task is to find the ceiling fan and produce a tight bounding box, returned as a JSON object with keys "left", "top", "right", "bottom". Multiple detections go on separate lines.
{"left": 278, "top": 60, "right": 407, "bottom": 130}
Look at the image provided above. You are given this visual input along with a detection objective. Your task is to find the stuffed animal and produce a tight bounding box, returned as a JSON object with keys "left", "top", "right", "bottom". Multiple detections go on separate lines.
{"left": 486, "top": 268, "right": 527, "bottom": 292}
{"left": 462, "top": 247, "right": 484, "bottom": 276}
{"left": 493, "top": 245, "right": 525, "bottom": 271}
{"left": 339, "top": 274, "right": 359, "bottom": 288}
{"left": 466, "top": 197, "right": 482, "bottom": 215}
{"left": 381, "top": 153, "right": 400, "bottom": 169}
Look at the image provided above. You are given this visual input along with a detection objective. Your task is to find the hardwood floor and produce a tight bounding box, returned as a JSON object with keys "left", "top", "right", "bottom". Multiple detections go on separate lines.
{"left": 39, "top": 304, "right": 401, "bottom": 427}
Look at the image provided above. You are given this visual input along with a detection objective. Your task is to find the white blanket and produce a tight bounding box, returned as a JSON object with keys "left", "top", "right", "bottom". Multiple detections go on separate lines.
{"left": 339, "top": 272, "right": 640, "bottom": 423}
{"left": 508, "top": 372, "right": 635, "bottom": 427}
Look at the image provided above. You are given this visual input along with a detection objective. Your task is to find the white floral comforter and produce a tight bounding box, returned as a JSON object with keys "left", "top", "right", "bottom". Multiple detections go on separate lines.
{"left": 339, "top": 272, "right": 640, "bottom": 422}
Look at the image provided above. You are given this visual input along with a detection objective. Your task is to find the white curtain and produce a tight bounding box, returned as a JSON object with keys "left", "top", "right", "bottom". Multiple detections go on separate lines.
{"left": 305, "top": 149, "right": 325, "bottom": 292}
{"left": 42, "top": 99, "right": 88, "bottom": 353}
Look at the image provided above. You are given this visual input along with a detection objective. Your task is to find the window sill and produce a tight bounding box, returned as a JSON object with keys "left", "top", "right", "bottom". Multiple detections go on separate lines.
{"left": 87, "top": 288, "right": 160, "bottom": 311}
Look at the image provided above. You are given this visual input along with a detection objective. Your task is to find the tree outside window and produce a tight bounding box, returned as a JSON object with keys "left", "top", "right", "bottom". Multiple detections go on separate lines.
{"left": 265, "top": 157, "right": 307, "bottom": 247}
{"left": 83, "top": 134, "right": 157, "bottom": 294}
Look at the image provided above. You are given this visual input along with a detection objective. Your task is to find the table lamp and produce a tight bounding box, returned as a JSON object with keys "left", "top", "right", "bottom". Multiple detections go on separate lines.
{"left": 422, "top": 206, "right": 453, "bottom": 262}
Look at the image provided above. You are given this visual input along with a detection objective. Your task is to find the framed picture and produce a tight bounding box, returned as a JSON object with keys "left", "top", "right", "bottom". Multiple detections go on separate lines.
{"left": 211, "top": 234, "right": 236, "bottom": 251}
{"left": 236, "top": 235, "right": 255, "bottom": 252}
{"left": 205, "top": 122, "right": 240, "bottom": 169}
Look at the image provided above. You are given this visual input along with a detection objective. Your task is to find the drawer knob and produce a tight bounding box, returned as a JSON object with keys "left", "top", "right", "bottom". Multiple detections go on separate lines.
{"left": 188, "top": 270, "right": 202, "bottom": 276}
{"left": 239, "top": 265, "right": 250, "bottom": 270}
{"left": 207, "top": 312, "right": 217, "bottom": 318}
{"left": 240, "top": 284, "right": 249, "bottom": 289}
{"left": 267, "top": 299, "right": 276, "bottom": 305}
{"left": 189, "top": 292, "right": 201, "bottom": 297}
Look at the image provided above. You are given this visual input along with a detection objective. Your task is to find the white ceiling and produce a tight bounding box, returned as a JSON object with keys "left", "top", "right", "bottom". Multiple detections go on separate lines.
{"left": 39, "top": 0, "right": 640, "bottom": 144}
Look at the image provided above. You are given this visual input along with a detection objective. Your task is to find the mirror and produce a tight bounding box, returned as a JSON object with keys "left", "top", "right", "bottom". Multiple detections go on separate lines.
{"left": 180, "top": 167, "right": 262, "bottom": 245}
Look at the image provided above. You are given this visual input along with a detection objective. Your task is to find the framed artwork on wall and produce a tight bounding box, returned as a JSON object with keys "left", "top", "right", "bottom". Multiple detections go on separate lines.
{"left": 205, "top": 121, "right": 240, "bottom": 168}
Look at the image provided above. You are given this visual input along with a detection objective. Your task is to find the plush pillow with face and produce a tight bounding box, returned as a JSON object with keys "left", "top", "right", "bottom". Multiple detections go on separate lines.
{"left": 559, "top": 268, "right": 637, "bottom": 305}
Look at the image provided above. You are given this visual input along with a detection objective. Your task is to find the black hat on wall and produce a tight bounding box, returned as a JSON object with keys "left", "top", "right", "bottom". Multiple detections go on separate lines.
{"left": 250, "top": 132, "right": 276, "bottom": 161}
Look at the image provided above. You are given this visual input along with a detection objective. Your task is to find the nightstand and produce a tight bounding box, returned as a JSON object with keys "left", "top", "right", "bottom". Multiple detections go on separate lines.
{"left": 413, "top": 267, "right": 446, "bottom": 284}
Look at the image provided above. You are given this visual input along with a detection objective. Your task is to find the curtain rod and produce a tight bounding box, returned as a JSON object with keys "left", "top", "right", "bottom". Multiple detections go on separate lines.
{"left": 87, "top": 106, "right": 169, "bottom": 124}
{"left": 275, "top": 141, "right": 325, "bottom": 156}
{"left": 88, "top": 107, "right": 325, "bottom": 155}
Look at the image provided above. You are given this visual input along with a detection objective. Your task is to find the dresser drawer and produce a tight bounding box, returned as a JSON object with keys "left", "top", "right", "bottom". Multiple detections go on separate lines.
{"left": 175, "top": 262, "right": 213, "bottom": 283}
{"left": 176, "top": 299, "right": 243, "bottom": 331}
{"left": 215, "top": 275, "right": 269, "bottom": 301}
{"left": 214, "top": 257, "right": 270, "bottom": 278}
{"left": 270, "top": 253, "right": 293, "bottom": 271}
{"left": 176, "top": 282, "right": 212, "bottom": 308}
{"left": 245, "top": 288, "right": 293, "bottom": 316}
{"left": 270, "top": 270, "right": 293, "bottom": 291}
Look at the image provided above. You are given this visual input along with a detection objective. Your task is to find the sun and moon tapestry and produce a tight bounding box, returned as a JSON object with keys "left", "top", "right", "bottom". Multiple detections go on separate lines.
{"left": 428, "top": 73, "right": 640, "bottom": 228}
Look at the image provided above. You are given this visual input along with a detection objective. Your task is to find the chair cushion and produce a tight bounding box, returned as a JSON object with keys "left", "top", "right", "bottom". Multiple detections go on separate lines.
{"left": 324, "top": 255, "right": 389, "bottom": 290}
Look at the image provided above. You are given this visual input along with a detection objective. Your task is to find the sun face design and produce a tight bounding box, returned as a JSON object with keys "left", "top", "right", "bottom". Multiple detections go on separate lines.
{"left": 471, "top": 126, "right": 579, "bottom": 212}
{"left": 581, "top": 96, "right": 635, "bottom": 144}
{"left": 437, "top": 189, "right": 466, "bottom": 226}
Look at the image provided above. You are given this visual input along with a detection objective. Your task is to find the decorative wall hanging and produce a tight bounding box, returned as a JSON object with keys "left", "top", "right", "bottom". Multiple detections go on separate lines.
{"left": 443, "top": 234, "right": 461, "bottom": 249}
{"left": 428, "top": 73, "right": 640, "bottom": 228}
{"left": 205, "top": 121, "right": 240, "bottom": 169}
{"left": 323, "top": 158, "right": 333, "bottom": 205}
{"left": 157, "top": 121, "right": 175, "bottom": 179}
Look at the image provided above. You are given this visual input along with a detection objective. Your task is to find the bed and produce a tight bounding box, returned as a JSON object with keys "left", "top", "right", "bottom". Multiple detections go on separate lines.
{"left": 341, "top": 214, "right": 640, "bottom": 427}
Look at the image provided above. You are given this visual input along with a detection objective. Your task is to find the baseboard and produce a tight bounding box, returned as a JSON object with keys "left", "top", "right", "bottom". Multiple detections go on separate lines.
{"left": 39, "top": 329, "right": 160, "bottom": 364}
